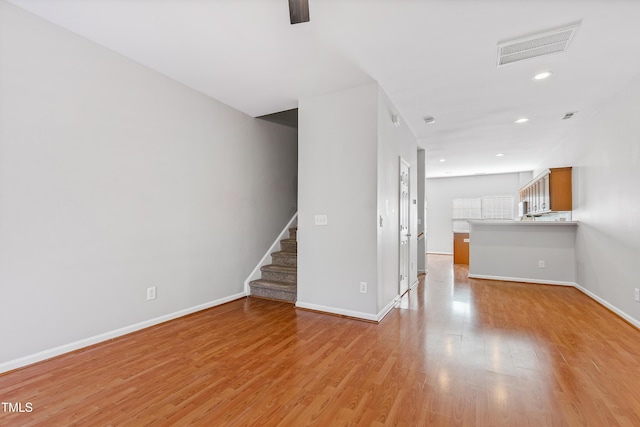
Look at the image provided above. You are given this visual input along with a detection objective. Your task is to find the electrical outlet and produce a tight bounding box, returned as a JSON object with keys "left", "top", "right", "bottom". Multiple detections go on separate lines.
{"left": 635, "top": 288, "right": 640, "bottom": 302}
{"left": 360, "top": 282, "right": 367, "bottom": 293}
{"left": 147, "top": 286, "right": 157, "bottom": 301}
{"left": 538, "top": 260, "right": 545, "bottom": 268}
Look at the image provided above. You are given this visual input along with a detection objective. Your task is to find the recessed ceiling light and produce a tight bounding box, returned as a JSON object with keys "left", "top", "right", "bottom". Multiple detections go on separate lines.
{"left": 496, "top": 153, "right": 504, "bottom": 157}
{"left": 439, "top": 159, "right": 445, "bottom": 162}
{"left": 515, "top": 117, "right": 529, "bottom": 124}
{"left": 533, "top": 71, "right": 553, "bottom": 80}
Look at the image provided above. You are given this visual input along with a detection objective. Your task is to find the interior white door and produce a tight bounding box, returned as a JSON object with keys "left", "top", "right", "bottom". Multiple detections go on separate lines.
{"left": 399, "top": 158, "right": 410, "bottom": 295}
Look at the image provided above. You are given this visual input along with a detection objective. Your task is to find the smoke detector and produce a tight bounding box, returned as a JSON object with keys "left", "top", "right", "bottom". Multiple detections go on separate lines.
{"left": 497, "top": 23, "right": 580, "bottom": 67}
{"left": 423, "top": 116, "right": 436, "bottom": 124}
{"left": 562, "top": 111, "right": 578, "bottom": 120}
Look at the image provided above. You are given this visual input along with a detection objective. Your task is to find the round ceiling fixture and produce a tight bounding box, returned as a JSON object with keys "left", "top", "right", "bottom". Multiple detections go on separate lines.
{"left": 533, "top": 71, "right": 553, "bottom": 80}
{"left": 515, "top": 117, "right": 530, "bottom": 124}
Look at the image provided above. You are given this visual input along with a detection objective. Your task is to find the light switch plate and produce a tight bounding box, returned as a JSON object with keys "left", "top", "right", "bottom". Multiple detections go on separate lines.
{"left": 315, "top": 214, "right": 328, "bottom": 226}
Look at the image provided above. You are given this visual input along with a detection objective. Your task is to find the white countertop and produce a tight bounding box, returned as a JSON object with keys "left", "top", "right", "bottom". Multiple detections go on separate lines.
{"left": 468, "top": 220, "right": 578, "bottom": 226}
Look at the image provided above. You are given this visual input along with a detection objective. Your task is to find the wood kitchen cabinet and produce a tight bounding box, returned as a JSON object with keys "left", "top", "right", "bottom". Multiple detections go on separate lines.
{"left": 519, "top": 167, "right": 572, "bottom": 216}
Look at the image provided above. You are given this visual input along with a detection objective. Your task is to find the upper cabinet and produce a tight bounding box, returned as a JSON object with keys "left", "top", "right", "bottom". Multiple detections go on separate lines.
{"left": 519, "top": 167, "right": 572, "bottom": 216}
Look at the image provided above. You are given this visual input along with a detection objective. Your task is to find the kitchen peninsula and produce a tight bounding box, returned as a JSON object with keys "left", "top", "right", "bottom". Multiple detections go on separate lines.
{"left": 468, "top": 220, "right": 577, "bottom": 285}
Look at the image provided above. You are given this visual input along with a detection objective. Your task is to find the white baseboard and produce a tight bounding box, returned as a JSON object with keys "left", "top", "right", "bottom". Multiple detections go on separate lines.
{"left": 574, "top": 284, "right": 640, "bottom": 329}
{"left": 468, "top": 274, "right": 575, "bottom": 287}
{"left": 0, "top": 292, "right": 246, "bottom": 374}
{"left": 427, "top": 251, "right": 453, "bottom": 255}
{"left": 296, "top": 297, "right": 401, "bottom": 323}
{"left": 295, "top": 301, "right": 378, "bottom": 322}
{"left": 377, "top": 296, "right": 401, "bottom": 322}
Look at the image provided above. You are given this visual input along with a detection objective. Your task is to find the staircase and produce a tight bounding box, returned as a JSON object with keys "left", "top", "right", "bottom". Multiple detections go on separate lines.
{"left": 249, "top": 227, "right": 297, "bottom": 302}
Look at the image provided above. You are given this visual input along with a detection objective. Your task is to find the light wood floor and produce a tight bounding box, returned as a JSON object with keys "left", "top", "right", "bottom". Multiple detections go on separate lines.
{"left": 2, "top": 254, "right": 640, "bottom": 426}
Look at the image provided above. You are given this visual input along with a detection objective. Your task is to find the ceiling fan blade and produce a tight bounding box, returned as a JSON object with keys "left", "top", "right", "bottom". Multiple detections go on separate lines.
{"left": 288, "top": 0, "right": 309, "bottom": 25}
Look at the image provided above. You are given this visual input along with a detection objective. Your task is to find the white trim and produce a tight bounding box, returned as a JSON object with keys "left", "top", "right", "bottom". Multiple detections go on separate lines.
{"left": 244, "top": 212, "right": 298, "bottom": 295}
{"left": 399, "top": 157, "right": 411, "bottom": 296}
{"left": 427, "top": 251, "right": 453, "bottom": 255}
{"left": 409, "top": 279, "right": 419, "bottom": 290}
{"left": 574, "top": 284, "right": 640, "bottom": 329}
{"left": 296, "top": 297, "right": 402, "bottom": 323}
{"left": 0, "top": 293, "right": 245, "bottom": 374}
{"left": 377, "top": 296, "right": 402, "bottom": 322}
{"left": 296, "top": 301, "right": 378, "bottom": 322}
{"left": 468, "top": 274, "right": 575, "bottom": 287}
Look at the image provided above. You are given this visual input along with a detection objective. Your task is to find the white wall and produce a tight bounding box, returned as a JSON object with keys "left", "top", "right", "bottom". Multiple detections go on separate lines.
{"left": 469, "top": 222, "right": 576, "bottom": 284}
{"left": 0, "top": 2, "right": 298, "bottom": 366}
{"left": 416, "top": 150, "right": 426, "bottom": 273}
{"left": 376, "top": 89, "right": 418, "bottom": 312}
{"left": 548, "top": 75, "right": 640, "bottom": 326}
{"left": 297, "top": 83, "right": 418, "bottom": 319}
{"left": 297, "top": 83, "right": 379, "bottom": 317}
{"left": 425, "top": 172, "right": 529, "bottom": 254}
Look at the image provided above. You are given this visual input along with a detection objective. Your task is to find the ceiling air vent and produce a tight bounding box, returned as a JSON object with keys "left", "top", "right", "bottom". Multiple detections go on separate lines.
{"left": 497, "top": 23, "right": 580, "bottom": 67}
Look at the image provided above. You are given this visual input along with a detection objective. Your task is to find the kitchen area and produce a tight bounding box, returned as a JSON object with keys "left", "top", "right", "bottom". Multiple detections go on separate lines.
{"left": 453, "top": 167, "right": 578, "bottom": 285}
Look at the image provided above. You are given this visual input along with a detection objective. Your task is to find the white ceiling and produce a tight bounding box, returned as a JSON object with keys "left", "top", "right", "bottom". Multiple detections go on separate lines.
{"left": 8, "top": 0, "right": 640, "bottom": 177}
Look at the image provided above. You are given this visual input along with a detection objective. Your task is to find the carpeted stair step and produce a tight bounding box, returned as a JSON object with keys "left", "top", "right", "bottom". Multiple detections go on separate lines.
{"left": 249, "top": 224, "right": 297, "bottom": 303}
{"left": 249, "top": 279, "right": 296, "bottom": 303}
{"left": 260, "top": 264, "right": 296, "bottom": 284}
{"left": 271, "top": 251, "right": 297, "bottom": 267}
{"left": 280, "top": 239, "right": 297, "bottom": 253}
